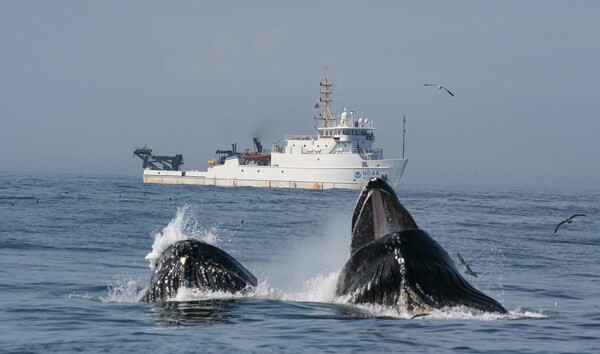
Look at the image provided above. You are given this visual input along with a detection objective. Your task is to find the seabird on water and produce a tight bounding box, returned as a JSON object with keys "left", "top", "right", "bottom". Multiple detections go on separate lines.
{"left": 424, "top": 83, "right": 455, "bottom": 97}
{"left": 457, "top": 252, "right": 483, "bottom": 277}
{"left": 554, "top": 214, "right": 586, "bottom": 234}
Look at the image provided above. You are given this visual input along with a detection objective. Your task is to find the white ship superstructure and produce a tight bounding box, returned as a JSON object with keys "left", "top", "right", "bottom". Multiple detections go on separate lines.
{"left": 137, "top": 75, "right": 408, "bottom": 190}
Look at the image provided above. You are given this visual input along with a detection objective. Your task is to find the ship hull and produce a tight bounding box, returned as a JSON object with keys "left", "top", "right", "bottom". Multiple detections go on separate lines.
{"left": 142, "top": 157, "right": 408, "bottom": 191}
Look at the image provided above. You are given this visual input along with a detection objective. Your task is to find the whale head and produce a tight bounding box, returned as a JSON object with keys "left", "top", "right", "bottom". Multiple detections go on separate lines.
{"left": 350, "top": 177, "right": 418, "bottom": 254}
{"left": 337, "top": 177, "right": 508, "bottom": 314}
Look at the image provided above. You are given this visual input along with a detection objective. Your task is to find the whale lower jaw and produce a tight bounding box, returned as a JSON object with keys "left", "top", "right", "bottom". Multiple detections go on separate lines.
{"left": 336, "top": 231, "right": 508, "bottom": 314}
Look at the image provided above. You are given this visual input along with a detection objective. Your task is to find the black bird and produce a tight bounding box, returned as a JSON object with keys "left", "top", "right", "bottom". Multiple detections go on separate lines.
{"left": 457, "top": 252, "right": 483, "bottom": 277}
{"left": 424, "top": 83, "right": 455, "bottom": 97}
{"left": 554, "top": 214, "right": 586, "bottom": 234}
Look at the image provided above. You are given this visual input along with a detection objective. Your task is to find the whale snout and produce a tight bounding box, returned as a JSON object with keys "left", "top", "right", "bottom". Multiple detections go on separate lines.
{"left": 351, "top": 178, "right": 418, "bottom": 254}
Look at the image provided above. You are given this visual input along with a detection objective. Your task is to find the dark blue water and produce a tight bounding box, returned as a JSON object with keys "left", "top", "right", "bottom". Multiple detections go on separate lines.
{"left": 1, "top": 172, "right": 599, "bottom": 353}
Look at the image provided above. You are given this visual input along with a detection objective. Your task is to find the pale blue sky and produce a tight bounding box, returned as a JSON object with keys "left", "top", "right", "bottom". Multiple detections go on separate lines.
{"left": 2, "top": 1, "right": 599, "bottom": 189}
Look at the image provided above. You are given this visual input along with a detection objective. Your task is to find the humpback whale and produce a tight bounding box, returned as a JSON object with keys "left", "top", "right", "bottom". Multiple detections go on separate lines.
{"left": 141, "top": 239, "right": 257, "bottom": 302}
{"left": 335, "top": 178, "right": 507, "bottom": 314}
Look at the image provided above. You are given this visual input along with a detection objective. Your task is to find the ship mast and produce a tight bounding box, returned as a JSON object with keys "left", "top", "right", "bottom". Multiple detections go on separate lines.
{"left": 402, "top": 115, "right": 406, "bottom": 159}
{"left": 319, "top": 67, "right": 332, "bottom": 127}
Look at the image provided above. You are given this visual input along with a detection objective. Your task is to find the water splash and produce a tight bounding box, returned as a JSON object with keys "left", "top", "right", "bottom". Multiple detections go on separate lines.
{"left": 68, "top": 293, "right": 103, "bottom": 302}
{"left": 280, "top": 272, "right": 340, "bottom": 303}
{"left": 334, "top": 302, "right": 536, "bottom": 321}
{"left": 261, "top": 212, "right": 349, "bottom": 294}
{"left": 145, "top": 204, "right": 217, "bottom": 270}
{"left": 103, "top": 275, "right": 144, "bottom": 303}
{"left": 170, "top": 287, "right": 253, "bottom": 302}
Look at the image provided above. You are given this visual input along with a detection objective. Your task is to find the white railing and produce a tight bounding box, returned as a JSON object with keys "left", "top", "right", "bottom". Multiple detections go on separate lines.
{"left": 284, "top": 135, "right": 318, "bottom": 141}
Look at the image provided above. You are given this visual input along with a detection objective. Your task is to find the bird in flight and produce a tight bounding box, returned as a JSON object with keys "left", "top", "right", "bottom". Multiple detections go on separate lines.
{"left": 424, "top": 83, "right": 455, "bottom": 97}
{"left": 457, "top": 252, "right": 483, "bottom": 277}
{"left": 554, "top": 214, "right": 586, "bottom": 234}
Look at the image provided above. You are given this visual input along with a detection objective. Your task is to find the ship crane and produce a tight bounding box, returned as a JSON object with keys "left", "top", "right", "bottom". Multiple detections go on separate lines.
{"left": 133, "top": 146, "right": 183, "bottom": 171}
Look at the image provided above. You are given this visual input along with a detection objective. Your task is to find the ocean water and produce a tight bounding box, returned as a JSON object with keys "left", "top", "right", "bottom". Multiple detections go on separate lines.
{"left": 1, "top": 172, "right": 598, "bottom": 353}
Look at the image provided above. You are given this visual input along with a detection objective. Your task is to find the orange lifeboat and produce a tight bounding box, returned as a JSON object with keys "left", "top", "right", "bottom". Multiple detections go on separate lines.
{"left": 242, "top": 149, "right": 271, "bottom": 162}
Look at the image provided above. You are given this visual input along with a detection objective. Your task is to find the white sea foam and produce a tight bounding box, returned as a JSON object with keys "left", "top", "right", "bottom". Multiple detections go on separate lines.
{"left": 170, "top": 287, "right": 252, "bottom": 302}
{"left": 102, "top": 275, "right": 144, "bottom": 303}
{"left": 279, "top": 271, "right": 340, "bottom": 303}
{"left": 261, "top": 212, "right": 349, "bottom": 295}
{"left": 333, "top": 302, "right": 522, "bottom": 321}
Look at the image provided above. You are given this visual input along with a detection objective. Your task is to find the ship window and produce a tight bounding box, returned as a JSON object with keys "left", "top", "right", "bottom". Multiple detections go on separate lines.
{"left": 241, "top": 169, "right": 244, "bottom": 172}
{"left": 281, "top": 170, "right": 284, "bottom": 173}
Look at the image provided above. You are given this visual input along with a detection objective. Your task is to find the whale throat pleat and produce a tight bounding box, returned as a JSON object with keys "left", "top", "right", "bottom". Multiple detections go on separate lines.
{"left": 336, "top": 231, "right": 507, "bottom": 314}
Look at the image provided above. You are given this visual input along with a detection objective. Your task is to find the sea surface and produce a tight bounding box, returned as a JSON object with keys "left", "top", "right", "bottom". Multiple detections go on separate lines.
{"left": 1, "top": 172, "right": 599, "bottom": 353}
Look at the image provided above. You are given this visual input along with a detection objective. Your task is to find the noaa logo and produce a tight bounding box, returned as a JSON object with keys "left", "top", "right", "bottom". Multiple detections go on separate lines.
{"left": 363, "top": 170, "right": 380, "bottom": 177}
{"left": 355, "top": 170, "right": 380, "bottom": 180}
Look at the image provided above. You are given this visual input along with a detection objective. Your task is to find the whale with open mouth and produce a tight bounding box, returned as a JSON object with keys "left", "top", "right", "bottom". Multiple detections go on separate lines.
{"left": 141, "top": 239, "right": 257, "bottom": 302}
{"left": 335, "top": 178, "right": 507, "bottom": 314}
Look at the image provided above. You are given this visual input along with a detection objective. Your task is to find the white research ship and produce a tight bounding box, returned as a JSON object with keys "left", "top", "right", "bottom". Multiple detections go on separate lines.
{"left": 135, "top": 76, "right": 408, "bottom": 190}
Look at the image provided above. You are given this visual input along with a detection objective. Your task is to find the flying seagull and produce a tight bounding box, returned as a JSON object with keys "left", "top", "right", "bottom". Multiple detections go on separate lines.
{"left": 457, "top": 252, "right": 483, "bottom": 277}
{"left": 554, "top": 214, "right": 586, "bottom": 234}
{"left": 424, "top": 83, "right": 455, "bottom": 97}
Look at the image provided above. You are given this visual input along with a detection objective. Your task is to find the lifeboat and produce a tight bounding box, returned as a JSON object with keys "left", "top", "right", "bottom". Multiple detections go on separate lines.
{"left": 242, "top": 149, "right": 271, "bottom": 162}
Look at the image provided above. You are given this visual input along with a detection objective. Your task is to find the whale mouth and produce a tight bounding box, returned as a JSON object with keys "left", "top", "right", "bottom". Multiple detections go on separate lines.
{"left": 338, "top": 177, "right": 509, "bottom": 314}
{"left": 350, "top": 178, "right": 418, "bottom": 254}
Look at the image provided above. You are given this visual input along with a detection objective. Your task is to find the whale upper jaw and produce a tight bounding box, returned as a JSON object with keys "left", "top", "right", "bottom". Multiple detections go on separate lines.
{"left": 351, "top": 177, "right": 418, "bottom": 254}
